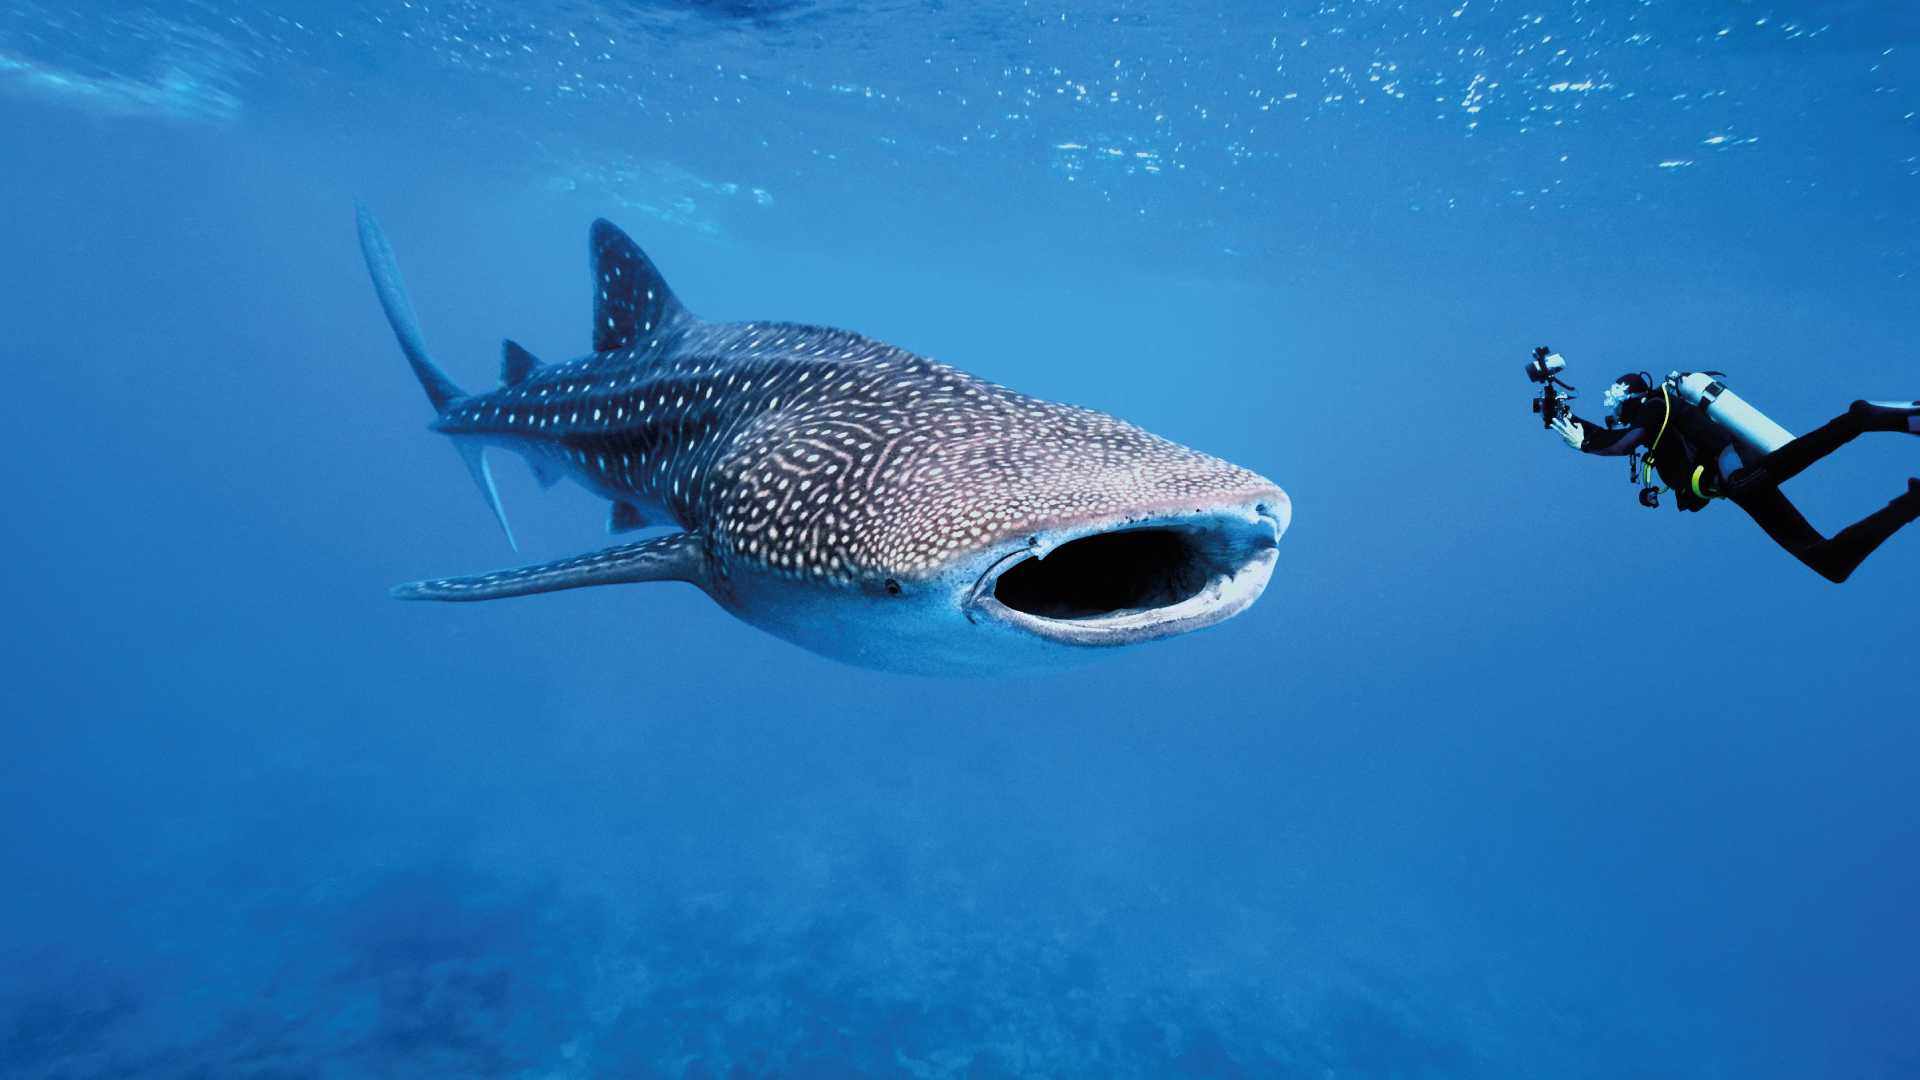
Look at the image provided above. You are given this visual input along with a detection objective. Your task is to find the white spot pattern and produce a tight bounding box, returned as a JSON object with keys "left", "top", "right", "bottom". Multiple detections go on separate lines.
{"left": 435, "top": 318, "right": 1269, "bottom": 587}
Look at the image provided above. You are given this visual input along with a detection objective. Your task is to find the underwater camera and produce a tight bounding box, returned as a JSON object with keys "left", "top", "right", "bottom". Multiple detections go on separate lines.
{"left": 1524, "top": 346, "right": 1565, "bottom": 384}
{"left": 1526, "top": 346, "right": 1575, "bottom": 428}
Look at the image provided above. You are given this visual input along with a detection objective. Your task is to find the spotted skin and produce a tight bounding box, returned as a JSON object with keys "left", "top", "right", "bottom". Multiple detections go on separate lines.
{"left": 439, "top": 318, "right": 1272, "bottom": 590}
{"left": 362, "top": 209, "right": 1289, "bottom": 673}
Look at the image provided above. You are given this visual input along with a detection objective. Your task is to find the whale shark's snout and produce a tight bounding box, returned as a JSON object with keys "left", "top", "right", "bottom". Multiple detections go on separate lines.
{"left": 964, "top": 490, "right": 1288, "bottom": 649}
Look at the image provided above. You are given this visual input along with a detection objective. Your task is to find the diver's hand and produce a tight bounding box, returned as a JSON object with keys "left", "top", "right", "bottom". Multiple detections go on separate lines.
{"left": 1551, "top": 415, "right": 1584, "bottom": 450}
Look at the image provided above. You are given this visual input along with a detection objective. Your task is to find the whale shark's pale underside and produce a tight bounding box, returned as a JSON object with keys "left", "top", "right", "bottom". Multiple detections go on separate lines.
{"left": 359, "top": 208, "right": 1290, "bottom": 674}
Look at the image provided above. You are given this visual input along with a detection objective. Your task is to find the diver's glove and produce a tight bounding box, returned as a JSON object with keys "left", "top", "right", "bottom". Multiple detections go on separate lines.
{"left": 1551, "top": 415, "right": 1585, "bottom": 450}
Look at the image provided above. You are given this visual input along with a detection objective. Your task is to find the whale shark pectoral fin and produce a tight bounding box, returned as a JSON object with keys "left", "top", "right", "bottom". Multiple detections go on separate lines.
{"left": 609, "top": 501, "right": 649, "bottom": 533}
{"left": 590, "top": 219, "right": 689, "bottom": 353}
{"left": 454, "top": 440, "right": 517, "bottom": 551}
{"left": 392, "top": 531, "right": 706, "bottom": 602}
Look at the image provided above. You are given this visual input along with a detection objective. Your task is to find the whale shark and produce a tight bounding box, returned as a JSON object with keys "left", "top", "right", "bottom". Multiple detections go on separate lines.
{"left": 359, "top": 208, "right": 1290, "bottom": 674}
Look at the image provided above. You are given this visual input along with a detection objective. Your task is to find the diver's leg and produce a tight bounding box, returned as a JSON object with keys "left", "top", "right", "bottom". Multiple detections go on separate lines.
{"left": 1735, "top": 412, "right": 1867, "bottom": 490}
{"left": 1728, "top": 479, "right": 1920, "bottom": 584}
{"left": 1729, "top": 400, "right": 1918, "bottom": 492}
{"left": 1727, "top": 483, "right": 1840, "bottom": 580}
{"left": 1819, "top": 479, "right": 1920, "bottom": 582}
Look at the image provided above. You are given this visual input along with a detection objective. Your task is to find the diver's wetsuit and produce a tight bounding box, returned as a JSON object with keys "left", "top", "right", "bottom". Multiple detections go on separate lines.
{"left": 1569, "top": 394, "right": 1920, "bottom": 583}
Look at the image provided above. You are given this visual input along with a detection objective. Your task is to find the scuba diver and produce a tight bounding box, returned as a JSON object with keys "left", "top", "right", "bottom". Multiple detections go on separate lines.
{"left": 1538, "top": 355, "right": 1920, "bottom": 583}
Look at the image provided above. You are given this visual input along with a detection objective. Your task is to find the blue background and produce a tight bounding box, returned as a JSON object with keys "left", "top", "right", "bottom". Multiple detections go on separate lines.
{"left": 2, "top": 2, "right": 1917, "bottom": 1075}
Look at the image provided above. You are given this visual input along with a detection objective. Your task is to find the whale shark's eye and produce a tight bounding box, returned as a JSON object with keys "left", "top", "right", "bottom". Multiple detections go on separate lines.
{"left": 884, "top": 578, "right": 902, "bottom": 596}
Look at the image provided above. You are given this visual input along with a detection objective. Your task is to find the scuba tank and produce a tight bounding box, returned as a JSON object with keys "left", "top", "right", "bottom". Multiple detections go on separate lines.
{"left": 1667, "top": 371, "right": 1796, "bottom": 459}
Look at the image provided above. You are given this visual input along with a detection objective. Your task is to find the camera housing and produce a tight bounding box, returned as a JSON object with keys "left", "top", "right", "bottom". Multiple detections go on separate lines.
{"left": 1525, "top": 347, "right": 1567, "bottom": 384}
{"left": 1526, "top": 346, "right": 1575, "bottom": 427}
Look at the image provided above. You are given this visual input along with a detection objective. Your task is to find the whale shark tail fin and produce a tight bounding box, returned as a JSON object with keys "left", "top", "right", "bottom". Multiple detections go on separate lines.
{"left": 357, "top": 205, "right": 516, "bottom": 550}
{"left": 590, "top": 219, "right": 691, "bottom": 353}
{"left": 356, "top": 203, "right": 466, "bottom": 412}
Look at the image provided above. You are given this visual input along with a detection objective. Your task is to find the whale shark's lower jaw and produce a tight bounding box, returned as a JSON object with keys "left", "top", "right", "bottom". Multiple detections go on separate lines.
{"left": 965, "top": 495, "right": 1289, "bottom": 650}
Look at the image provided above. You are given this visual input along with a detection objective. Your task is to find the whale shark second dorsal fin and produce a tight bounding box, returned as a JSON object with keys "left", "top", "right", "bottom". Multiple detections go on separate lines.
{"left": 590, "top": 219, "right": 688, "bottom": 353}
{"left": 501, "top": 339, "right": 541, "bottom": 386}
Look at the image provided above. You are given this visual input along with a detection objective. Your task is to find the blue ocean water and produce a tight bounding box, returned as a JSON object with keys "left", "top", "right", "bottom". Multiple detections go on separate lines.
{"left": 3, "top": 1, "right": 1917, "bottom": 1075}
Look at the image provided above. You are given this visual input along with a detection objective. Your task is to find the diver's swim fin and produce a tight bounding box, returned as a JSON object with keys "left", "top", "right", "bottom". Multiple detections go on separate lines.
{"left": 1850, "top": 400, "right": 1920, "bottom": 434}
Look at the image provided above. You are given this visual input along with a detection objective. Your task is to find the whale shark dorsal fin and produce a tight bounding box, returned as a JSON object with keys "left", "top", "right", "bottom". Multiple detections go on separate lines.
{"left": 501, "top": 339, "right": 541, "bottom": 386}
{"left": 590, "top": 219, "right": 688, "bottom": 353}
{"left": 391, "top": 531, "right": 706, "bottom": 602}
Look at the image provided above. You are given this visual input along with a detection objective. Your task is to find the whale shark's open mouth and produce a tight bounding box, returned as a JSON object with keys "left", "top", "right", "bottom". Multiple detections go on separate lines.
{"left": 967, "top": 503, "right": 1286, "bottom": 647}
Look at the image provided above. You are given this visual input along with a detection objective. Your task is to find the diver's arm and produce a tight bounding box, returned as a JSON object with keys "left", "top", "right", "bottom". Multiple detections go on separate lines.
{"left": 1554, "top": 414, "right": 1645, "bottom": 457}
